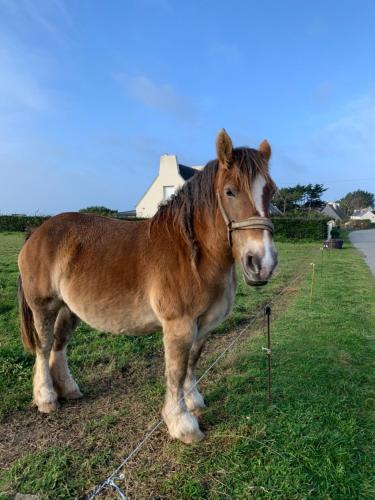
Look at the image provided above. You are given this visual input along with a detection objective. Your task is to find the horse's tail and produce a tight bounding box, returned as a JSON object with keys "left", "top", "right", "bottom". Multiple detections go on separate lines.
{"left": 17, "top": 276, "right": 38, "bottom": 353}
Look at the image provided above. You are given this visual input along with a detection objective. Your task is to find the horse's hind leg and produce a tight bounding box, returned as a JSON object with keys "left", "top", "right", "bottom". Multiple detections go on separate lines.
{"left": 32, "top": 306, "right": 59, "bottom": 413}
{"left": 49, "top": 306, "right": 82, "bottom": 400}
{"left": 162, "top": 317, "right": 204, "bottom": 444}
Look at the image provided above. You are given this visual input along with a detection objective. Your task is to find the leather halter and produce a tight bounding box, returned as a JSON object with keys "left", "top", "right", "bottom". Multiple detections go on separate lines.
{"left": 216, "top": 192, "right": 274, "bottom": 247}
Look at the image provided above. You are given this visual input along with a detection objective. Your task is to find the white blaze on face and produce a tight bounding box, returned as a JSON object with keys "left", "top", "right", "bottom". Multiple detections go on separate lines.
{"left": 252, "top": 175, "right": 277, "bottom": 272}
{"left": 252, "top": 175, "right": 266, "bottom": 217}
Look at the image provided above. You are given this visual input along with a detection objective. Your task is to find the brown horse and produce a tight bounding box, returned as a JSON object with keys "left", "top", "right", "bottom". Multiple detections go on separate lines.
{"left": 18, "top": 129, "right": 277, "bottom": 444}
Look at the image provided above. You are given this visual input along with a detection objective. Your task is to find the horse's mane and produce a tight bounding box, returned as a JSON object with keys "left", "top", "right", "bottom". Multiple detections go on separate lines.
{"left": 151, "top": 147, "right": 273, "bottom": 263}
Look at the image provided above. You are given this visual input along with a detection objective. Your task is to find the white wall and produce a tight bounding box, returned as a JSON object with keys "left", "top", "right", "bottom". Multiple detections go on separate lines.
{"left": 351, "top": 210, "right": 375, "bottom": 222}
{"left": 136, "top": 155, "right": 185, "bottom": 218}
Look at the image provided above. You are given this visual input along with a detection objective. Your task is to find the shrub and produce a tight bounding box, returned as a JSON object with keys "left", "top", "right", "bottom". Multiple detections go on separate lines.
{"left": 0, "top": 215, "right": 50, "bottom": 232}
{"left": 1, "top": 214, "right": 328, "bottom": 241}
{"left": 79, "top": 206, "right": 118, "bottom": 217}
{"left": 272, "top": 217, "right": 328, "bottom": 241}
{"left": 0, "top": 214, "right": 146, "bottom": 232}
{"left": 344, "top": 219, "right": 375, "bottom": 230}
{"left": 330, "top": 226, "right": 341, "bottom": 239}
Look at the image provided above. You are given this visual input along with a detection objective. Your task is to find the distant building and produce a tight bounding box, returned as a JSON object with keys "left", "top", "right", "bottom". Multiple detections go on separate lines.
{"left": 135, "top": 155, "right": 202, "bottom": 218}
{"left": 350, "top": 207, "right": 375, "bottom": 223}
{"left": 320, "top": 202, "right": 346, "bottom": 222}
{"left": 117, "top": 210, "right": 136, "bottom": 219}
{"left": 270, "top": 204, "right": 282, "bottom": 215}
{"left": 136, "top": 154, "right": 281, "bottom": 218}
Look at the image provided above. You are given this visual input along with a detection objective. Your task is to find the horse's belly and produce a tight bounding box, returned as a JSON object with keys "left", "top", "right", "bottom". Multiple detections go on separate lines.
{"left": 61, "top": 289, "right": 161, "bottom": 335}
{"left": 82, "top": 305, "right": 160, "bottom": 335}
{"left": 96, "top": 306, "right": 160, "bottom": 335}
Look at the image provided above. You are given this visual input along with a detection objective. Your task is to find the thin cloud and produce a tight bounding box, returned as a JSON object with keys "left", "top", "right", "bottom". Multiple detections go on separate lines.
{"left": 115, "top": 74, "right": 196, "bottom": 122}
{"left": 0, "top": 0, "right": 70, "bottom": 113}
{"left": 0, "top": 0, "right": 71, "bottom": 45}
{"left": 313, "top": 93, "right": 375, "bottom": 158}
{"left": 0, "top": 42, "right": 49, "bottom": 112}
{"left": 294, "top": 91, "right": 375, "bottom": 198}
{"left": 208, "top": 42, "right": 244, "bottom": 65}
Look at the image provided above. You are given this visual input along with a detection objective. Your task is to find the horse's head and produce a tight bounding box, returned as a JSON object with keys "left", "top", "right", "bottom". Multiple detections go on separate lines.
{"left": 215, "top": 129, "right": 278, "bottom": 286}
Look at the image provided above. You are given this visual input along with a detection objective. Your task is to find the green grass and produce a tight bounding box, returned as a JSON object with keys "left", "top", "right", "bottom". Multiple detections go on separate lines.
{"left": 159, "top": 247, "right": 375, "bottom": 499}
{"left": 0, "top": 232, "right": 374, "bottom": 498}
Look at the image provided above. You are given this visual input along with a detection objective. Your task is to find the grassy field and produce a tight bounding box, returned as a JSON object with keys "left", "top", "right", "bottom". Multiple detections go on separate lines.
{"left": 0, "top": 232, "right": 374, "bottom": 498}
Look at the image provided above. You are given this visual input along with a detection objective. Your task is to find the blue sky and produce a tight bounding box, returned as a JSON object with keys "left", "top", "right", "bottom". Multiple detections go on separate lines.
{"left": 0, "top": 0, "right": 374, "bottom": 214}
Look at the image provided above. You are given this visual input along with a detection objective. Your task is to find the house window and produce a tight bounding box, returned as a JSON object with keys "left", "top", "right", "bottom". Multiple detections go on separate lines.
{"left": 163, "top": 186, "right": 175, "bottom": 200}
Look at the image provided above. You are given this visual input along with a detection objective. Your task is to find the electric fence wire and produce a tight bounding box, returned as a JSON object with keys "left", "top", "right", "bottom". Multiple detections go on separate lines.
{"left": 87, "top": 257, "right": 318, "bottom": 499}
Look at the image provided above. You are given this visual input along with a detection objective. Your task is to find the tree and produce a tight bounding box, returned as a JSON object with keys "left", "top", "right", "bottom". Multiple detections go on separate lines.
{"left": 291, "top": 186, "right": 305, "bottom": 210}
{"left": 338, "top": 190, "right": 375, "bottom": 216}
{"left": 303, "top": 184, "right": 327, "bottom": 210}
{"left": 273, "top": 186, "right": 305, "bottom": 213}
{"left": 273, "top": 188, "right": 295, "bottom": 214}
{"left": 273, "top": 184, "right": 327, "bottom": 214}
{"left": 79, "top": 206, "right": 118, "bottom": 217}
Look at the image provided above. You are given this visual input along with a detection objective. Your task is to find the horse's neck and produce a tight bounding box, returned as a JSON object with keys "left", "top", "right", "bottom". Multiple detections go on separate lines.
{"left": 151, "top": 206, "right": 233, "bottom": 283}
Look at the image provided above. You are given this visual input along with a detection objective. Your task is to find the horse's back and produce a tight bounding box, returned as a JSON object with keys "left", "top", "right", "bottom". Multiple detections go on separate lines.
{"left": 18, "top": 212, "right": 149, "bottom": 303}
{"left": 22, "top": 212, "right": 146, "bottom": 245}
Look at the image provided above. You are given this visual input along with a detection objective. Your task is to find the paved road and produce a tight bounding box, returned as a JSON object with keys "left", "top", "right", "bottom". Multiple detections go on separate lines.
{"left": 350, "top": 229, "right": 375, "bottom": 277}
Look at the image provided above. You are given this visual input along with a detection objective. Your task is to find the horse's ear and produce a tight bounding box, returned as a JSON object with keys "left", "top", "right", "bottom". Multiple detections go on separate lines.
{"left": 259, "top": 139, "right": 271, "bottom": 161}
{"left": 216, "top": 129, "right": 233, "bottom": 167}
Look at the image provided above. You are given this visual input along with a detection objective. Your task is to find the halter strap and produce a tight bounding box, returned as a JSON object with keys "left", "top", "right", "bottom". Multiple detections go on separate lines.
{"left": 216, "top": 192, "right": 274, "bottom": 247}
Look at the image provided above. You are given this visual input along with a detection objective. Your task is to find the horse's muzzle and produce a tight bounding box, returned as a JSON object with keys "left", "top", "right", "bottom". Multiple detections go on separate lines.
{"left": 245, "top": 278, "right": 268, "bottom": 287}
{"left": 241, "top": 252, "right": 277, "bottom": 287}
{"left": 242, "top": 268, "right": 271, "bottom": 287}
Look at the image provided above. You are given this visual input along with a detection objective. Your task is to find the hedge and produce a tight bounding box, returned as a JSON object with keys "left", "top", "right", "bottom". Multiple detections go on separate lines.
{"left": 0, "top": 215, "right": 50, "bottom": 232}
{"left": 344, "top": 219, "right": 375, "bottom": 230}
{"left": 0, "top": 214, "right": 147, "bottom": 232}
{"left": 271, "top": 217, "right": 328, "bottom": 241}
{"left": 0, "top": 215, "right": 328, "bottom": 241}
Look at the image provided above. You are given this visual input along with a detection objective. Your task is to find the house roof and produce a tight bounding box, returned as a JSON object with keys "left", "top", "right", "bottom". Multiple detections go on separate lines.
{"left": 269, "top": 204, "right": 282, "bottom": 215}
{"left": 352, "top": 208, "right": 375, "bottom": 217}
{"left": 321, "top": 203, "right": 346, "bottom": 221}
{"left": 178, "top": 164, "right": 197, "bottom": 181}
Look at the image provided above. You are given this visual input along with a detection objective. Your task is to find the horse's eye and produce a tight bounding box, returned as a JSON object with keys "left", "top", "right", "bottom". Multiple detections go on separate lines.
{"left": 225, "top": 188, "right": 236, "bottom": 198}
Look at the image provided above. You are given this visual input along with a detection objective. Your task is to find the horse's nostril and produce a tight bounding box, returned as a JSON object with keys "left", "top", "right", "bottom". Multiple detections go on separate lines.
{"left": 247, "top": 254, "right": 260, "bottom": 273}
{"left": 247, "top": 254, "right": 253, "bottom": 269}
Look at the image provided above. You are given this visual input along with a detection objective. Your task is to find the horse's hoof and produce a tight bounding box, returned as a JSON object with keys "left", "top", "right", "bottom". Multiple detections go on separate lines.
{"left": 63, "top": 389, "right": 83, "bottom": 400}
{"left": 164, "top": 409, "right": 205, "bottom": 444}
{"left": 37, "top": 400, "right": 59, "bottom": 413}
{"left": 178, "top": 428, "right": 205, "bottom": 444}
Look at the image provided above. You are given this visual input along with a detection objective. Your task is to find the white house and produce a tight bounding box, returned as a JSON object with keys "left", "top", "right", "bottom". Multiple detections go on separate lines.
{"left": 350, "top": 207, "right": 375, "bottom": 223}
{"left": 136, "top": 154, "right": 282, "bottom": 218}
{"left": 136, "top": 155, "right": 202, "bottom": 217}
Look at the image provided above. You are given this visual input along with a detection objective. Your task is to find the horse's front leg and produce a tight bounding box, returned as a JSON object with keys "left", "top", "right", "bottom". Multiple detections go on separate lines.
{"left": 184, "top": 337, "right": 207, "bottom": 414}
{"left": 162, "top": 317, "right": 204, "bottom": 444}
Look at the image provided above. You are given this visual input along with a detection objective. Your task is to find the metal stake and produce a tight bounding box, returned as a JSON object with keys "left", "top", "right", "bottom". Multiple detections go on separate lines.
{"left": 309, "top": 262, "right": 315, "bottom": 304}
{"left": 262, "top": 305, "right": 272, "bottom": 404}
